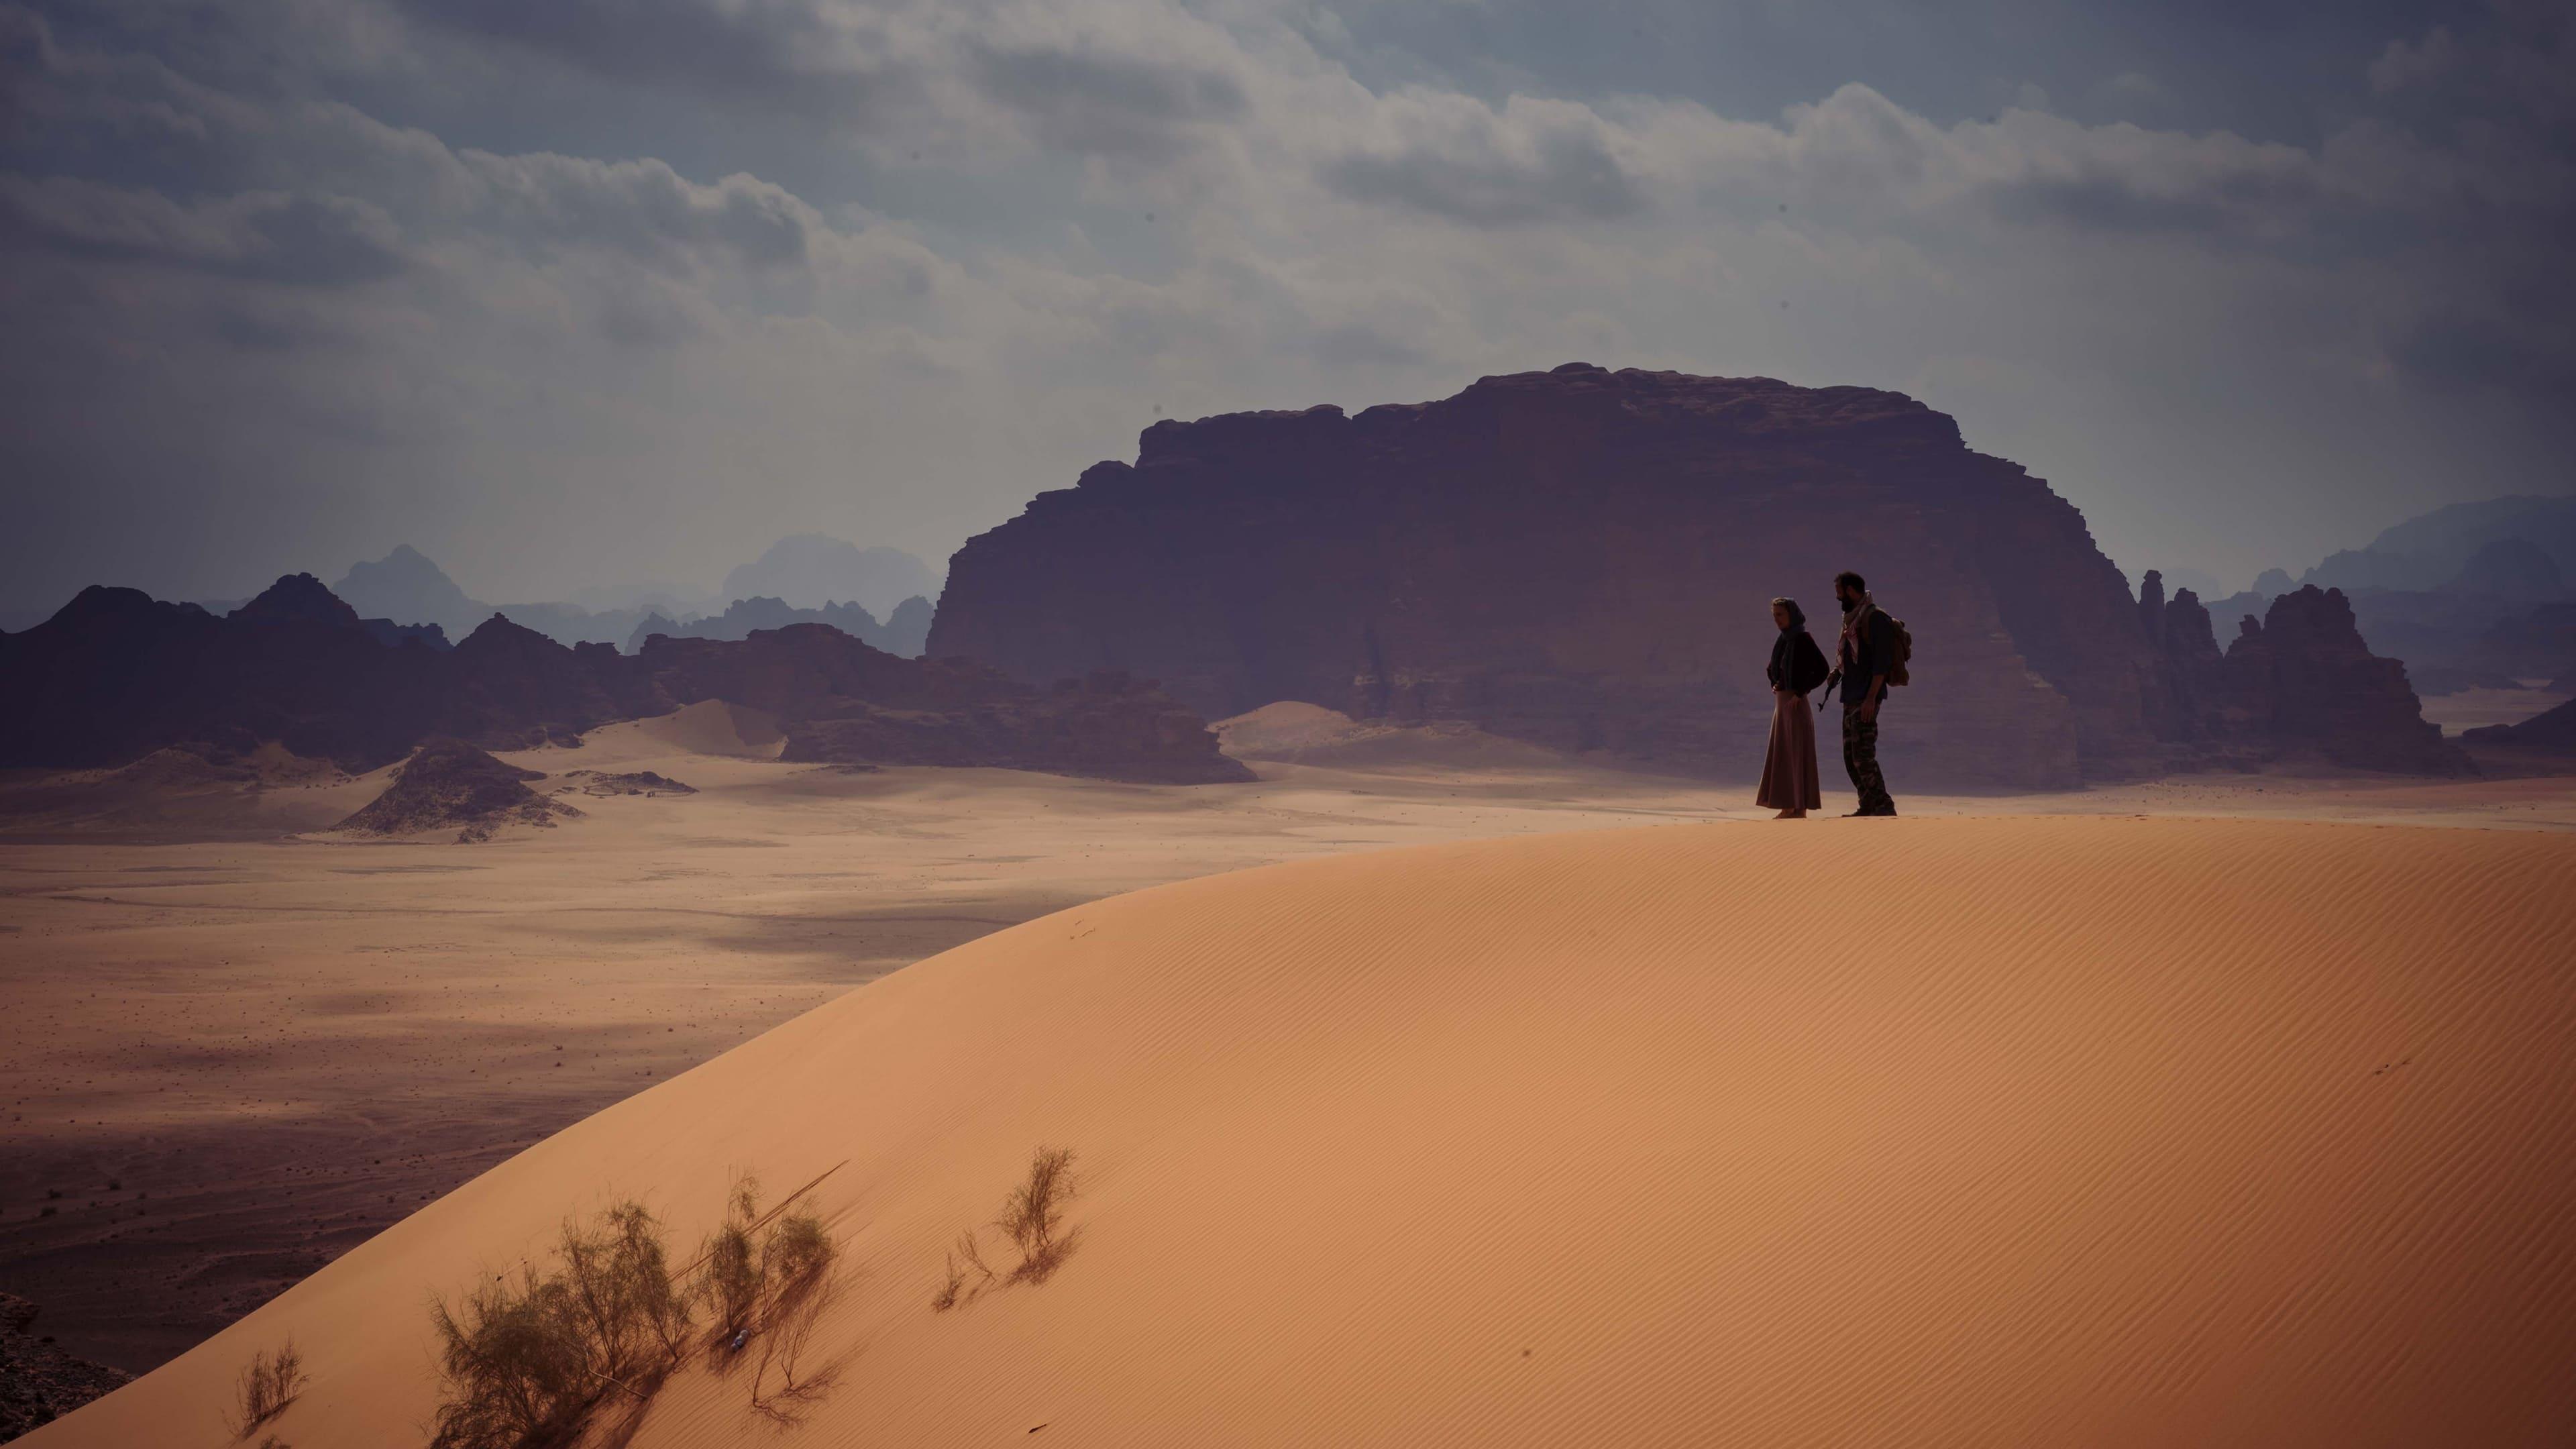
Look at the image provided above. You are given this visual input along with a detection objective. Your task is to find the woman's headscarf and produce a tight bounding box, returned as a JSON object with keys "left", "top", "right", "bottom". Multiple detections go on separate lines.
{"left": 1770, "top": 596, "right": 1806, "bottom": 631}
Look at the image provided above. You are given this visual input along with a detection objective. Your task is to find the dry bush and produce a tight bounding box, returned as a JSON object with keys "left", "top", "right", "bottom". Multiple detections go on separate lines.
{"left": 561, "top": 1201, "right": 695, "bottom": 1378}
{"left": 429, "top": 1265, "right": 599, "bottom": 1449}
{"left": 696, "top": 1174, "right": 765, "bottom": 1340}
{"left": 226, "top": 1339, "right": 306, "bottom": 1438}
{"left": 428, "top": 1200, "right": 696, "bottom": 1449}
{"left": 995, "top": 1147, "right": 1079, "bottom": 1285}
{"left": 761, "top": 1210, "right": 835, "bottom": 1305}
{"left": 751, "top": 1258, "right": 847, "bottom": 1420}
{"left": 934, "top": 1228, "right": 1000, "bottom": 1311}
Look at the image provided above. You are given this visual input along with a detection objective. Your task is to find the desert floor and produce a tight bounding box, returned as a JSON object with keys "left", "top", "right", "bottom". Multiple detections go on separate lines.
{"left": 3, "top": 705, "right": 2573, "bottom": 1375}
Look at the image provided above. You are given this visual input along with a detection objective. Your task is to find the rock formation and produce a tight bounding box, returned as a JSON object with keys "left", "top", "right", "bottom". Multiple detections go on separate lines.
{"left": 335, "top": 739, "right": 583, "bottom": 843}
{"left": 931, "top": 365, "right": 2171, "bottom": 788}
{"left": 2140, "top": 584, "right": 2469, "bottom": 774}
{"left": 557, "top": 769, "right": 697, "bottom": 797}
{"left": 0, "top": 577, "right": 1241, "bottom": 784}
{"left": 933, "top": 368, "right": 2464, "bottom": 785}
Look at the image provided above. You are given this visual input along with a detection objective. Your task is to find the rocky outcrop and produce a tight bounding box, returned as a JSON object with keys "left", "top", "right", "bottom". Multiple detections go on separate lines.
{"left": 335, "top": 739, "right": 582, "bottom": 843}
{"left": 557, "top": 769, "right": 697, "bottom": 797}
{"left": 2141, "top": 583, "right": 2468, "bottom": 774}
{"left": 0, "top": 578, "right": 1240, "bottom": 784}
{"left": 930, "top": 365, "right": 2160, "bottom": 788}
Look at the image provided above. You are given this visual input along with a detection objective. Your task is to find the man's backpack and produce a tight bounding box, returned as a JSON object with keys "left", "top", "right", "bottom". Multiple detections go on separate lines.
{"left": 1875, "top": 608, "right": 1913, "bottom": 687}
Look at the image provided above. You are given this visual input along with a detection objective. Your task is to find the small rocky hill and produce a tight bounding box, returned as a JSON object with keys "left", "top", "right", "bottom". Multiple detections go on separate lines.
{"left": 334, "top": 739, "right": 581, "bottom": 843}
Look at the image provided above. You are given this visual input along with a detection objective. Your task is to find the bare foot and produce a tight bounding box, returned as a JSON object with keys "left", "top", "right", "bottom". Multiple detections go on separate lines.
{"left": 1774, "top": 808, "right": 1807, "bottom": 819}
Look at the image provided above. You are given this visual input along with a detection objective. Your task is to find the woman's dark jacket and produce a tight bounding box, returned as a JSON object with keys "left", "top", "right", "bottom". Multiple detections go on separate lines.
{"left": 1768, "top": 629, "right": 1832, "bottom": 696}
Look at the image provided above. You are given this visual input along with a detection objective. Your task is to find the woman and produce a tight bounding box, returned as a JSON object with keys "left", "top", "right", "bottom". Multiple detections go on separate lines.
{"left": 1758, "top": 596, "right": 1830, "bottom": 818}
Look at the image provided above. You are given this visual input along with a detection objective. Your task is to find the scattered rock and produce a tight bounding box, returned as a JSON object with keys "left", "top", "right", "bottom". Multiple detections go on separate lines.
{"left": 556, "top": 769, "right": 697, "bottom": 798}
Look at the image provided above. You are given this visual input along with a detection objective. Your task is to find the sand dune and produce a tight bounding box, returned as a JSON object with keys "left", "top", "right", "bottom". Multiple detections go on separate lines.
{"left": 629, "top": 699, "right": 787, "bottom": 760}
{"left": 26, "top": 816, "right": 2576, "bottom": 1446}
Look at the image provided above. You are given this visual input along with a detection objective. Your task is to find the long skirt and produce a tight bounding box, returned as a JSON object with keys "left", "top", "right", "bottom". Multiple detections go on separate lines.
{"left": 1756, "top": 690, "right": 1821, "bottom": 811}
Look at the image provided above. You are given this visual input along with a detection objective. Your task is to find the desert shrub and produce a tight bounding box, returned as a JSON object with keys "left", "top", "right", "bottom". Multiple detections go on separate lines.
{"left": 227, "top": 1339, "right": 306, "bottom": 1438}
{"left": 995, "top": 1146, "right": 1079, "bottom": 1284}
{"left": 429, "top": 1200, "right": 696, "bottom": 1449}
{"left": 429, "top": 1267, "right": 596, "bottom": 1449}
{"left": 696, "top": 1175, "right": 765, "bottom": 1340}
{"left": 934, "top": 1228, "right": 998, "bottom": 1311}
{"left": 559, "top": 1201, "right": 693, "bottom": 1376}
{"left": 749, "top": 1215, "right": 844, "bottom": 1416}
{"left": 762, "top": 1211, "right": 834, "bottom": 1303}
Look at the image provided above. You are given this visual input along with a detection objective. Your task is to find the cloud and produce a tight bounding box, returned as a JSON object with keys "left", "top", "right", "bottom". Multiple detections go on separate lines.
{"left": 1319, "top": 91, "right": 1648, "bottom": 223}
{"left": 966, "top": 37, "right": 1248, "bottom": 164}
{"left": 0, "top": 174, "right": 407, "bottom": 283}
{"left": 1, "top": 0, "right": 2572, "bottom": 620}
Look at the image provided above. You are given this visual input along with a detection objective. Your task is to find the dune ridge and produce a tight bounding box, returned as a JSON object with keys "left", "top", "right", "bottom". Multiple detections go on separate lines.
{"left": 26, "top": 816, "right": 2576, "bottom": 1447}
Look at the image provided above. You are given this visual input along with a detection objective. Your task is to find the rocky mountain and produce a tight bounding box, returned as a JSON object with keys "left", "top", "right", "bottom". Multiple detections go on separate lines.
{"left": 721, "top": 534, "right": 941, "bottom": 619}
{"left": 321, "top": 541, "right": 940, "bottom": 655}
{"left": 932, "top": 366, "right": 2461, "bottom": 785}
{"left": 333, "top": 545, "right": 487, "bottom": 639}
{"left": 2461, "top": 696, "right": 2576, "bottom": 753}
{"left": 2302, "top": 495, "right": 2576, "bottom": 595}
{"left": 934, "top": 365, "right": 2174, "bottom": 788}
{"left": 0, "top": 578, "right": 1240, "bottom": 784}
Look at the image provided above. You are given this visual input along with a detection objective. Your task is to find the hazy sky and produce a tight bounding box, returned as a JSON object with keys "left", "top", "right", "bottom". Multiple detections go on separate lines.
{"left": 3, "top": 0, "right": 2569, "bottom": 624}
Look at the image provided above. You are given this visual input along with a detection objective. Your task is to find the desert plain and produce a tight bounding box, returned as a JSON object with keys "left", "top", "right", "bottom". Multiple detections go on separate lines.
{"left": 4, "top": 702, "right": 2575, "bottom": 1445}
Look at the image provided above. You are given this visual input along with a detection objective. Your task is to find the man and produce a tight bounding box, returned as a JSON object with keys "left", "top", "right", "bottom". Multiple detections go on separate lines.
{"left": 1823, "top": 570, "right": 1897, "bottom": 816}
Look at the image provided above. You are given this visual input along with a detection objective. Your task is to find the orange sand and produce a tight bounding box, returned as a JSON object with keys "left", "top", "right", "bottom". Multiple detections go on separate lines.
{"left": 26, "top": 816, "right": 2576, "bottom": 1446}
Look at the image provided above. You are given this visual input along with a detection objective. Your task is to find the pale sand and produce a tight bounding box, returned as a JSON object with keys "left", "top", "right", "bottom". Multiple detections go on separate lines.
{"left": 3, "top": 710, "right": 2574, "bottom": 1377}
{"left": 21, "top": 814, "right": 2576, "bottom": 1446}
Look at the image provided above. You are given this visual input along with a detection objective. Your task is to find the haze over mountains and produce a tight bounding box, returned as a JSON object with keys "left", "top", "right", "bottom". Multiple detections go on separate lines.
{"left": 224, "top": 536, "right": 946, "bottom": 659}
{"left": 2191, "top": 496, "right": 2576, "bottom": 699}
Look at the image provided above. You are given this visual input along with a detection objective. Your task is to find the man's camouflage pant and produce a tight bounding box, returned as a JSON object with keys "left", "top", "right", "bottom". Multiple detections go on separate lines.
{"left": 1841, "top": 706, "right": 1895, "bottom": 815}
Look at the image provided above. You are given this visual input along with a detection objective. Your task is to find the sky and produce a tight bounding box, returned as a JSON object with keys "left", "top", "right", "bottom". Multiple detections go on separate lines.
{"left": 2, "top": 0, "right": 2570, "bottom": 625}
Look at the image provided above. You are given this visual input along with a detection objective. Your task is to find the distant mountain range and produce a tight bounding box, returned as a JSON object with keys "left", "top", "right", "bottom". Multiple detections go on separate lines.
{"left": 204, "top": 541, "right": 943, "bottom": 658}
{"left": 0, "top": 574, "right": 1241, "bottom": 783}
{"left": 2192, "top": 496, "right": 2576, "bottom": 697}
